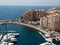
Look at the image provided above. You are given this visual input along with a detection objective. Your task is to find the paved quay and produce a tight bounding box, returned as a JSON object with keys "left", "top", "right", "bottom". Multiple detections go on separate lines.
{"left": 9, "top": 22, "right": 53, "bottom": 42}
{"left": 8, "top": 22, "right": 49, "bottom": 34}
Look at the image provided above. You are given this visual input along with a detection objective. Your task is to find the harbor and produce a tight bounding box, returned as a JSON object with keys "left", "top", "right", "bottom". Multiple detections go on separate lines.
{"left": 0, "top": 18, "right": 59, "bottom": 45}
{"left": 0, "top": 6, "right": 60, "bottom": 45}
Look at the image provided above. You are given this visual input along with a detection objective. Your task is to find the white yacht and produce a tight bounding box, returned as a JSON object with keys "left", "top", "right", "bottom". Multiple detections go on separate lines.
{"left": 10, "top": 38, "right": 17, "bottom": 42}
{"left": 0, "top": 42, "right": 7, "bottom": 45}
{"left": 1, "top": 32, "right": 19, "bottom": 41}
{"left": 1, "top": 35, "right": 8, "bottom": 42}
{"left": 12, "top": 33, "right": 19, "bottom": 36}
{"left": 0, "top": 31, "right": 19, "bottom": 45}
{"left": 8, "top": 42, "right": 14, "bottom": 45}
{"left": 40, "top": 42, "right": 56, "bottom": 45}
{"left": 7, "top": 31, "right": 20, "bottom": 37}
{"left": 0, "top": 42, "right": 14, "bottom": 45}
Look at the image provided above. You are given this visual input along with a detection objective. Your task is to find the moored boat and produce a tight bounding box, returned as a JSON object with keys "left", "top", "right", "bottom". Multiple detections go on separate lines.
{"left": 40, "top": 42, "right": 56, "bottom": 45}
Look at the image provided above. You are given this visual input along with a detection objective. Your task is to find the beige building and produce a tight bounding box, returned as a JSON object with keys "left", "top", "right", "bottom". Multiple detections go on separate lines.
{"left": 40, "top": 12, "right": 49, "bottom": 29}
{"left": 23, "top": 9, "right": 47, "bottom": 23}
{"left": 40, "top": 13, "right": 60, "bottom": 32}
{"left": 40, "top": 16, "right": 48, "bottom": 29}
{"left": 47, "top": 8, "right": 60, "bottom": 14}
{"left": 47, "top": 14, "right": 60, "bottom": 32}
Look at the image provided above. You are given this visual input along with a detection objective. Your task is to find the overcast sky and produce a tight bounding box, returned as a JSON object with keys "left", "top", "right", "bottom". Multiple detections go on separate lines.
{"left": 0, "top": 0, "right": 60, "bottom": 6}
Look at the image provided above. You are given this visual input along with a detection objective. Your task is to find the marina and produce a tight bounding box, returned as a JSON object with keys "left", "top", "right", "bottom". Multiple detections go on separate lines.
{"left": 0, "top": 6, "right": 60, "bottom": 45}
{"left": 0, "top": 20, "right": 58, "bottom": 45}
{"left": 0, "top": 16, "right": 60, "bottom": 45}
{"left": 0, "top": 31, "right": 19, "bottom": 45}
{"left": 0, "top": 23, "right": 46, "bottom": 45}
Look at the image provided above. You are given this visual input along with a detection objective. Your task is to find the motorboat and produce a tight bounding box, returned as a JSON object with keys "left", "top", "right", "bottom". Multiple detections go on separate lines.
{"left": 7, "top": 33, "right": 19, "bottom": 37}
{"left": 12, "top": 33, "right": 19, "bottom": 37}
{"left": 0, "top": 42, "right": 8, "bottom": 45}
{"left": 10, "top": 38, "right": 17, "bottom": 42}
{"left": 40, "top": 42, "right": 56, "bottom": 45}
{"left": 0, "top": 42, "right": 14, "bottom": 45}
{"left": 1, "top": 35, "right": 8, "bottom": 42}
{"left": 1, "top": 32, "right": 19, "bottom": 42}
{"left": 0, "top": 31, "right": 19, "bottom": 45}
{"left": 8, "top": 42, "right": 14, "bottom": 45}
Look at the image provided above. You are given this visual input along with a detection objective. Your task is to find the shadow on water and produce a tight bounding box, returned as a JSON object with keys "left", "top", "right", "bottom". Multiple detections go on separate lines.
{"left": 0, "top": 23, "right": 46, "bottom": 45}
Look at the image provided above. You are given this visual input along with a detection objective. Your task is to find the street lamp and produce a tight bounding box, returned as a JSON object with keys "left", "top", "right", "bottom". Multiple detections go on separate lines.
{"left": 1, "top": 23, "right": 8, "bottom": 45}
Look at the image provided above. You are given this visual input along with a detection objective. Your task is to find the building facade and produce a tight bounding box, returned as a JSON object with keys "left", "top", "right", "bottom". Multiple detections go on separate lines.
{"left": 23, "top": 9, "right": 47, "bottom": 23}
{"left": 40, "top": 13, "right": 60, "bottom": 32}
{"left": 48, "top": 14, "right": 60, "bottom": 32}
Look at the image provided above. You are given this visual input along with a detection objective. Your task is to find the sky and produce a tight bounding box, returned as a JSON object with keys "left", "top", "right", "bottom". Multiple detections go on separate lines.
{"left": 0, "top": 0, "right": 60, "bottom": 6}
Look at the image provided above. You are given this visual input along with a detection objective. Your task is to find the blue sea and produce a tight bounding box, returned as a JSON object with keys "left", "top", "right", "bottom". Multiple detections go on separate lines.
{"left": 0, "top": 6, "right": 58, "bottom": 20}
{"left": 0, "top": 6, "right": 58, "bottom": 45}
